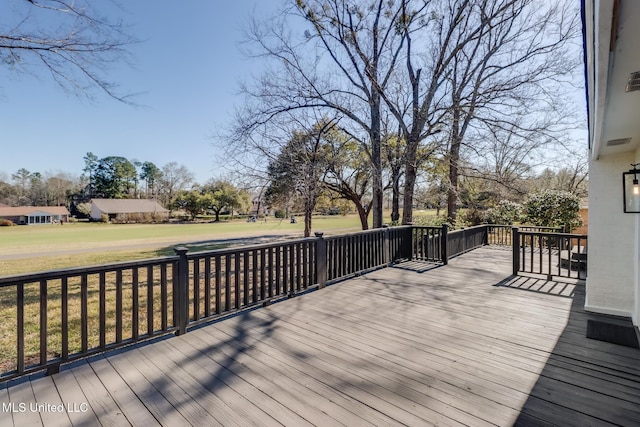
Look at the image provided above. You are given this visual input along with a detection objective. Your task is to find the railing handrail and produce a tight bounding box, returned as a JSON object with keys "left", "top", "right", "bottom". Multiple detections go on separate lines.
{"left": 517, "top": 230, "right": 587, "bottom": 239}
{"left": 0, "top": 255, "right": 180, "bottom": 287}
{"left": 185, "top": 236, "right": 318, "bottom": 259}
{"left": 447, "top": 224, "right": 488, "bottom": 234}
{"left": 323, "top": 227, "right": 391, "bottom": 241}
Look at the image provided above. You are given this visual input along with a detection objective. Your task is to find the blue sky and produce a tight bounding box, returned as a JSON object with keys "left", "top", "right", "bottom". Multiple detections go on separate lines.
{"left": 0, "top": 1, "right": 282, "bottom": 184}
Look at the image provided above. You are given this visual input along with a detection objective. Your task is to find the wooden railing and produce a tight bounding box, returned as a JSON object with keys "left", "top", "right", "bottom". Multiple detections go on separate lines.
{"left": 180, "top": 238, "right": 318, "bottom": 332}
{"left": 447, "top": 225, "right": 488, "bottom": 259}
{"left": 512, "top": 228, "right": 588, "bottom": 280}
{"left": 0, "top": 229, "right": 409, "bottom": 382}
{"left": 486, "top": 225, "right": 562, "bottom": 246}
{"left": 411, "top": 226, "right": 446, "bottom": 263}
{"left": 0, "top": 257, "right": 179, "bottom": 381}
{"left": 326, "top": 229, "right": 384, "bottom": 282}
{"left": 0, "top": 223, "right": 583, "bottom": 382}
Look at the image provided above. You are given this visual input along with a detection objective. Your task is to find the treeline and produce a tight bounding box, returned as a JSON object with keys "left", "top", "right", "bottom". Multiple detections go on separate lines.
{"left": 81, "top": 153, "right": 194, "bottom": 207}
{"left": 259, "top": 122, "right": 587, "bottom": 235}
{"left": 0, "top": 153, "right": 254, "bottom": 221}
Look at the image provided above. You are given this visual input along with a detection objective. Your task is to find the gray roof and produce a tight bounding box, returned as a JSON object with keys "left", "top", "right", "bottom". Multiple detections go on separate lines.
{"left": 0, "top": 206, "right": 70, "bottom": 216}
{"left": 91, "top": 199, "right": 168, "bottom": 214}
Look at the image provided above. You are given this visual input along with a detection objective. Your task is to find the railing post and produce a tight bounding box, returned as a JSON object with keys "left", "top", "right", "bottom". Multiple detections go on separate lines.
{"left": 382, "top": 225, "right": 390, "bottom": 265}
{"left": 461, "top": 227, "right": 467, "bottom": 253}
{"left": 407, "top": 223, "right": 415, "bottom": 260}
{"left": 314, "top": 232, "right": 327, "bottom": 289}
{"left": 512, "top": 227, "right": 520, "bottom": 276}
{"left": 174, "top": 247, "right": 189, "bottom": 336}
{"left": 441, "top": 223, "right": 449, "bottom": 265}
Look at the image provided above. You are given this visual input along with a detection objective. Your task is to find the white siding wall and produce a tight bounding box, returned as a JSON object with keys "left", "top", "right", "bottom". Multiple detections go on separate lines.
{"left": 90, "top": 204, "right": 103, "bottom": 221}
{"left": 586, "top": 152, "right": 636, "bottom": 318}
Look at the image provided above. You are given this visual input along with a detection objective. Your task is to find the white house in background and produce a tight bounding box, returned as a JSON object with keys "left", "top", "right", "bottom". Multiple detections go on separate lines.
{"left": 0, "top": 206, "right": 69, "bottom": 225}
{"left": 0, "top": 206, "right": 70, "bottom": 225}
{"left": 583, "top": 0, "right": 640, "bottom": 329}
{"left": 90, "top": 198, "right": 168, "bottom": 221}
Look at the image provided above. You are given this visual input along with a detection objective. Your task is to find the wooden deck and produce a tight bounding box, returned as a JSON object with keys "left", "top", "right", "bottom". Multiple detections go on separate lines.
{"left": 1, "top": 247, "right": 639, "bottom": 426}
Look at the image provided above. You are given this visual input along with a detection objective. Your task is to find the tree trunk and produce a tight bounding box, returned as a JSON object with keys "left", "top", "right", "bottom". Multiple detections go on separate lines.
{"left": 303, "top": 194, "right": 314, "bottom": 238}
{"left": 371, "top": 91, "right": 383, "bottom": 229}
{"left": 447, "top": 159, "right": 459, "bottom": 225}
{"left": 356, "top": 201, "right": 369, "bottom": 230}
{"left": 448, "top": 105, "right": 461, "bottom": 225}
{"left": 391, "top": 166, "right": 401, "bottom": 223}
{"left": 304, "top": 208, "right": 312, "bottom": 237}
{"left": 402, "top": 141, "right": 418, "bottom": 225}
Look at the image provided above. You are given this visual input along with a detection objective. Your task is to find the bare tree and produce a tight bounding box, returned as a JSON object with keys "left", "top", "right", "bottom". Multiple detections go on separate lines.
{"left": 438, "top": 0, "right": 580, "bottom": 223}
{"left": 0, "top": 0, "right": 135, "bottom": 101}
{"left": 264, "top": 120, "right": 336, "bottom": 236}
{"left": 228, "top": 0, "right": 416, "bottom": 229}
{"left": 158, "top": 162, "right": 194, "bottom": 208}
{"left": 370, "top": 0, "right": 579, "bottom": 225}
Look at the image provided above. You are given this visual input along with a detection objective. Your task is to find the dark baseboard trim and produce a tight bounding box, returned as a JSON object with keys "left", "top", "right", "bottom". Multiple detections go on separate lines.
{"left": 586, "top": 317, "right": 640, "bottom": 348}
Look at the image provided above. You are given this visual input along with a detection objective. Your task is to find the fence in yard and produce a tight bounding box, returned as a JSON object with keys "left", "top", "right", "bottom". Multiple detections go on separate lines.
{"left": 0, "top": 223, "right": 586, "bottom": 382}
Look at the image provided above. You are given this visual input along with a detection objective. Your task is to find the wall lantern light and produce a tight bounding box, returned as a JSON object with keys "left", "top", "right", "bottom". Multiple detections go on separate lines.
{"left": 623, "top": 163, "right": 640, "bottom": 213}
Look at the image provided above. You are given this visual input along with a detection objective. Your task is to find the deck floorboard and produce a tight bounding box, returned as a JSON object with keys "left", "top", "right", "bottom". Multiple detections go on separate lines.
{"left": 1, "top": 247, "right": 639, "bottom": 426}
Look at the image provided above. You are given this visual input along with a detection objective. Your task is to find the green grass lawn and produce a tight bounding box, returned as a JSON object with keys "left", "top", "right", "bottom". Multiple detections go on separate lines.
{"left": 0, "top": 211, "right": 445, "bottom": 276}
{"left": 0, "top": 215, "right": 364, "bottom": 276}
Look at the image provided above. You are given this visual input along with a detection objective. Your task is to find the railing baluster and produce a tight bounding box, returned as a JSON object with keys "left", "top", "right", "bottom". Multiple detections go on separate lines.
{"left": 260, "top": 249, "right": 266, "bottom": 298}
{"left": 242, "top": 252, "right": 249, "bottom": 306}
{"left": 161, "top": 264, "right": 168, "bottom": 331}
{"left": 40, "top": 279, "right": 47, "bottom": 366}
{"left": 289, "top": 245, "right": 295, "bottom": 296}
{"left": 302, "top": 242, "right": 308, "bottom": 289}
{"left": 296, "top": 244, "right": 302, "bottom": 291}
{"left": 17, "top": 283, "right": 24, "bottom": 373}
{"left": 315, "top": 233, "right": 327, "bottom": 288}
{"left": 215, "top": 256, "right": 221, "bottom": 315}
{"left": 225, "top": 254, "right": 231, "bottom": 312}
{"left": 283, "top": 245, "right": 289, "bottom": 295}
{"left": 204, "top": 257, "right": 211, "bottom": 318}
{"left": 268, "top": 248, "right": 274, "bottom": 297}
{"left": 61, "top": 277, "right": 68, "bottom": 359}
{"left": 100, "top": 272, "right": 106, "bottom": 348}
{"left": 117, "top": 269, "right": 124, "bottom": 342}
{"left": 147, "top": 266, "right": 154, "bottom": 336}
{"left": 537, "top": 235, "right": 542, "bottom": 274}
{"left": 275, "top": 246, "right": 282, "bottom": 294}
{"left": 193, "top": 260, "right": 200, "bottom": 322}
{"left": 236, "top": 253, "right": 243, "bottom": 309}
{"left": 253, "top": 250, "right": 259, "bottom": 302}
{"left": 81, "top": 274, "right": 88, "bottom": 352}
{"left": 132, "top": 268, "right": 139, "bottom": 341}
